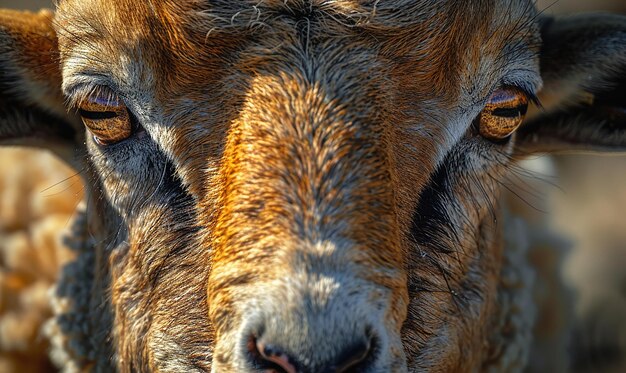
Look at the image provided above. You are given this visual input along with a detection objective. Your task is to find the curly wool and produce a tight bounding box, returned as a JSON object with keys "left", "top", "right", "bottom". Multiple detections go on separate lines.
{"left": 484, "top": 213, "right": 537, "bottom": 372}
{"left": 45, "top": 204, "right": 103, "bottom": 372}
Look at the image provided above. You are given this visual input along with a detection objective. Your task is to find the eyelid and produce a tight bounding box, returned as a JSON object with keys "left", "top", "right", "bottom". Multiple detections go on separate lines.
{"left": 498, "top": 75, "right": 542, "bottom": 107}
{"left": 479, "top": 84, "right": 539, "bottom": 112}
{"left": 66, "top": 85, "right": 122, "bottom": 109}
{"left": 63, "top": 72, "right": 125, "bottom": 108}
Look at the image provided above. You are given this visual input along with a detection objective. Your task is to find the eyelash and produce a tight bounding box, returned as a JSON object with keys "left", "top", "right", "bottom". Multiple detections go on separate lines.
{"left": 516, "top": 86, "right": 541, "bottom": 107}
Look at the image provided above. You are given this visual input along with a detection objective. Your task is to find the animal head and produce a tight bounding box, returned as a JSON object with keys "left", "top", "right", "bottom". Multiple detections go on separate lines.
{"left": 1, "top": 1, "right": 625, "bottom": 371}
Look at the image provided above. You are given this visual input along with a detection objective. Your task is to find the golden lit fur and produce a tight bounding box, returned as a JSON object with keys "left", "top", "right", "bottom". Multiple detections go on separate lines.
{"left": 1, "top": 1, "right": 626, "bottom": 372}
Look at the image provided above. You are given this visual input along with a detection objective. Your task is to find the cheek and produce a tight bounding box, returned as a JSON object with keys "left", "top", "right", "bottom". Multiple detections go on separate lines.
{"left": 456, "top": 145, "right": 513, "bottom": 217}
{"left": 88, "top": 139, "right": 169, "bottom": 217}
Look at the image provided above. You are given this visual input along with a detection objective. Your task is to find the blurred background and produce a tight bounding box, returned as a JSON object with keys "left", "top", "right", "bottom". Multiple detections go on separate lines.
{"left": 0, "top": 0, "right": 625, "bottom": 372}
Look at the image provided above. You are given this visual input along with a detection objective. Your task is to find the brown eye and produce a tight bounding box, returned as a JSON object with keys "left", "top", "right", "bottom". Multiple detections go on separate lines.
{"left": 78, "top": 88, "right": 132, "bottom": 145}
{"left": 479, "top": 87, "right": 529, "bottom": 141}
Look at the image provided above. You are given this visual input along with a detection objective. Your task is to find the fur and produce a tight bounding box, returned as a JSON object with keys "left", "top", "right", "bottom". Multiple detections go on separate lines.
{"left": 0, "top": 1, "right": 625, "bottom": 372}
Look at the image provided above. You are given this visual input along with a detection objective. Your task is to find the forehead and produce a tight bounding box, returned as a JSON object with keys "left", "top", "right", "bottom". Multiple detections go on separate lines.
{"left": 55, "top": 0, "right": 540, "bottom": 107}
{"left": 55, "top": 0, "right": 539, "bottom": 58}
{"left": 56, "top": 0, "right": 536, "bottom": 20}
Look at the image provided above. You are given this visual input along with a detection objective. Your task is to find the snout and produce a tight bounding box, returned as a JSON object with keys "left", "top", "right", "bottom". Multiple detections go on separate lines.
{"left": 204, "top": 41, "right": 410, "bottom": 372}
{"left": 211, "top": 273, "right": 408, "bottom": 373}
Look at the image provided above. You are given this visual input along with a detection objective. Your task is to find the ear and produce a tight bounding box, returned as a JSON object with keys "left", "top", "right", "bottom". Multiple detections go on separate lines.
{"left": 516, "top": 14, "right": 626, "bottom": 154}
{"left": 0, "top": 8, "right": 82, "bottom": 165}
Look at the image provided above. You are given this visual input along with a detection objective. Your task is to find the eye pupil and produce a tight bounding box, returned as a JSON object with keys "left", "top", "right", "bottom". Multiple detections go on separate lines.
{"left": 78, "top": 109, "right": 119, "bottom": 120}
{"left": 491, "top": 104, "right": 528, "bottom": 118}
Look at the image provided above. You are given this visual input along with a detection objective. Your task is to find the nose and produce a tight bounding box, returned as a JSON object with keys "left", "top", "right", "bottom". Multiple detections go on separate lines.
{"left": 247, "top": 334, "right": 375, "bottom": 373}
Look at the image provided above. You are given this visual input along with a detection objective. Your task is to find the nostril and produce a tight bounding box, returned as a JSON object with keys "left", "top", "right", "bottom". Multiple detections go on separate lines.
{"left": 333, "top": 337, "right": 374, "bottom": 373}
{"left": 258, "top": 342, "right": 298, "bottom": 373}
{"left": 247, "top": 336, "right": 297, "bottom": 373}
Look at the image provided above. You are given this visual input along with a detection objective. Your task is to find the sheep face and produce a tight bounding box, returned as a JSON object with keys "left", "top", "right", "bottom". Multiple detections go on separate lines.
{"left": 1, "top": 1, "right": 625, "bottom": 371}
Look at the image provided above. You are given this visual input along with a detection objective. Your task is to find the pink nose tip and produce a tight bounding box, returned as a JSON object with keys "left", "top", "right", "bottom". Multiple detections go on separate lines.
{"left": 255, "top": 340, "right": 297, "bottom": 373}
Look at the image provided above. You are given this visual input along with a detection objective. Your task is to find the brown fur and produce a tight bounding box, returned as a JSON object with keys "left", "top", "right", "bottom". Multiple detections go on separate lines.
{"left": 1, "top": 1, "right": 626, "bottom": 372}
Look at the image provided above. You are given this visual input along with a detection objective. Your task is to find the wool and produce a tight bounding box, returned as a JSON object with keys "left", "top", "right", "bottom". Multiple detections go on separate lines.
{"left": 44, "top": 204, "right": 96, "bottom": 372}
{"left": 485, "top": 213, "right": 536, "bottom": 372}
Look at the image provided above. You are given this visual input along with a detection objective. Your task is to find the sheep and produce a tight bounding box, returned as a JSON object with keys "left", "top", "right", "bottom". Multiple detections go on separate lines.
{"left": 1, "top": 0, "right": 625, "bottom": 372}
